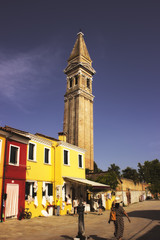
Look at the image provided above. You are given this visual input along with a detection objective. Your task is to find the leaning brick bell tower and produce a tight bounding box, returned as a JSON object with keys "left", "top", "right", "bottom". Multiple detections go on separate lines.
{"left": 63, "top": 32, "right": 96, "bottom": 170}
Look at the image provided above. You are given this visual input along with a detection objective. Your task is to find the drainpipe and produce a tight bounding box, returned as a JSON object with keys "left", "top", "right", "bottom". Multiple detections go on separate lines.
{"left": 1, "top": 136, "right": 9, "bottom": 222}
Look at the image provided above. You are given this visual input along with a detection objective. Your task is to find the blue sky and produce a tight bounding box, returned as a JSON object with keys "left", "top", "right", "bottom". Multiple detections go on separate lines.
{"left": 0, "top": 0, "right": 160, "bottom": 171}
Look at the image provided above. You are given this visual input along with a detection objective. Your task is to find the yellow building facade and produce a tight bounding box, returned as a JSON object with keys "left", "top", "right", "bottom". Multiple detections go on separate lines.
{"left": 25, "top": 134, "right": 54, "bottom": 218}
{"left": 36, "top": 132, "right": 86, "bottom": 215}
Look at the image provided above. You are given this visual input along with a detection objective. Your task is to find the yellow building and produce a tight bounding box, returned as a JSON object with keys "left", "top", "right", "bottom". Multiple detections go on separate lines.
{"left": 25, "top": 133, "right": 54, "bottom": 218}
{"left": 36, "top": 132, "right": 86, "bottom": 215}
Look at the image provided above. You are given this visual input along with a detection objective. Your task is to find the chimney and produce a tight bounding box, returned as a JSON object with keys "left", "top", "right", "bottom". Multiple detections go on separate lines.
{"left": 58, "top": 132, "right": 67, "bottom": 142}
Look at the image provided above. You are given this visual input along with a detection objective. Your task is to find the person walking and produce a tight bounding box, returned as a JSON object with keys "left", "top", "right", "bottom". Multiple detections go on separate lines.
{"left": 114, "top": 197, "right": 131, "bottom": 240}
{"left": 98, "top": 194, "right": 103, "bottom": 215}
{"left": 73, "top": 197, "right": 79, "bottom": 215}
{"left": 56, "top": 195, "right": 60, "bottom": 216}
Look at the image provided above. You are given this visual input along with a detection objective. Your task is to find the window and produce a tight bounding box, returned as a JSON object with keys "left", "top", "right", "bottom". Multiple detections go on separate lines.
{"left": 48, "top": 183, "right": 53, "bottom": 196}
{"left": 25, "top": 182, "right": 34, "bottom": 200}
{"left": 44, "top": 147, "right": 51, "bottom": 164}
{"left": 9, "top": 145, "right": 20, "bottom": 165}
{"left": 28, "top": 142, "right": 36, "bottom": 161}
{"left": 42, "top": 182, "right": 53, "bottom": 198}
{"left": 75, "top": 75, "right": 78, "bottom": 85}
{"left": 64, "top": 149, "right": 69, "bottom": 165}
{"left": 87, "top": 78, "right": 90, "bottom": 89}
{"left": 78, "top": 154, "right": 83, "bottom": 168}
{"left": 25, "top": 181, "right": 37, "bottom": 200}
{"left": 69, "top": 78, "right": 73, "bottom": 88}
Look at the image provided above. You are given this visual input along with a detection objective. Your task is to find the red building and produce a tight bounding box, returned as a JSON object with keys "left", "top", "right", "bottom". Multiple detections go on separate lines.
{"left": 0, "top": 127, "right": 30, "bottom": 221}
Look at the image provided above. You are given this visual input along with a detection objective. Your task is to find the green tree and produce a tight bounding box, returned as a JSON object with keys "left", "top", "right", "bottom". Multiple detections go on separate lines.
{"left": 85, "top": 168, "right": 90, "bottom": 175}
{"left": 138, "top": 159, "right": 160, "bottom": 197}
{"left": 94, "top": 162, "right": 102, "bottom": 173}
{"left": 96, "top": 171, "right": 119, "bottom": 190}
{"left": 92, "top": 163, "right": 121, "bottom": 190}
{"left": 87, "top": 163, "right": 120, "bottom": 190}
{"left": 85, "top": 162, "right": 102, "bottom": 175}
{"left": 108, "top": 163, "right": 121, "bottom": 178}
{"left": 122, "top": 167, "right": 139, "bottom": 184}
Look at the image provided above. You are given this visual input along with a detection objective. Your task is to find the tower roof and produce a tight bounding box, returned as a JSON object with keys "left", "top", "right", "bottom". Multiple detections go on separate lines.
{"left": 68, "top": 32, "right": 91, "bottom": 62}
{"left": 64, "top": 32, "right": 96, "bottom": 75}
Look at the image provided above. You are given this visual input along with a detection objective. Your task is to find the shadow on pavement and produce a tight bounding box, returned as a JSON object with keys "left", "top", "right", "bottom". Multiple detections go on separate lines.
{"left": 129, "top": 225, "right": 160, "bottom": 240}
{"left": 89, "top": 235, "right": 110, "bottom": 240}
{"left": 61, "top": 235, "right": 111, "bottom": 240}
{"left": 128, "top": 210, "right": 160, "bottom": 221}
{"left": 88, "top": 212, "right": 99, "bottom": 215}
{"left": 61, "top": 235, "right": 73, "bottom": 239}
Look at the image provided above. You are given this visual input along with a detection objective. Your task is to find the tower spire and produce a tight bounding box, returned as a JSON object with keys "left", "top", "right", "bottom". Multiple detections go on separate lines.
{"left": 64, "top": 33, "right": 95, "bottom": 75}
{"left": 68, "top": 31, "right": 91, "bottom": 63}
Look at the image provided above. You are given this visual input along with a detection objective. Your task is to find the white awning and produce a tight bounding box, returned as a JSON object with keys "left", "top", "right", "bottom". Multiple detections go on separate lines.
{"left": 63, "top": 176, "right": 110, "bottom": 189}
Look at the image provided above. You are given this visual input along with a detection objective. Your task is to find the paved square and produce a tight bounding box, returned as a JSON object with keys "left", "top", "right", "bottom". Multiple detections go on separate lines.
{"left": 0, "top": 201, "right": 160, "bottom": 240}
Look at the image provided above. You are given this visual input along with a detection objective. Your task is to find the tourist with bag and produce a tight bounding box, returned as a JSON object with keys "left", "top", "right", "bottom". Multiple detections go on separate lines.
{"left": 109, "top": 197, "right": 131, "bottom": 240}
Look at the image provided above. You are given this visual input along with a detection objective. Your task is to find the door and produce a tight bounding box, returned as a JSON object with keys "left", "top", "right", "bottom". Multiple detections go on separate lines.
{"left": 5, "top": 184, "right": 19, "bottom": 218}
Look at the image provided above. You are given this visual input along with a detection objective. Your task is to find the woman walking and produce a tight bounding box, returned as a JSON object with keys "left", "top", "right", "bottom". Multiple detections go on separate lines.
{"left": 114, "top": 198, "right": 131, "bottom": 240}
{"left": 56, "top": 195, "right": 60, "bottom": 216}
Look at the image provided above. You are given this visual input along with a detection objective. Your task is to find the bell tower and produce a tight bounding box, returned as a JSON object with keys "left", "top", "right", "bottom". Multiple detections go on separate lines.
{"left": 63, "top": 32, "right": 96, "bottom": 170}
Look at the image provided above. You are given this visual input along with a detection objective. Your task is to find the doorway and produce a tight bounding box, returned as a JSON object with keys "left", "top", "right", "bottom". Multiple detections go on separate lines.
{"left": 5, "top": 184, "right": 19, "bottom": 218}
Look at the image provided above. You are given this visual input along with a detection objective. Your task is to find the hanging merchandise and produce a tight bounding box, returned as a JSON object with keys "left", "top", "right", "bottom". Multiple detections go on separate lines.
{"left": 34, "top": 196, "right": 38, "bottom": 207}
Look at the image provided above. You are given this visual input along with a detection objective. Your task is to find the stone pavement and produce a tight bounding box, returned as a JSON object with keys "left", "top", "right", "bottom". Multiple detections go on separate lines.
{"left": 0, "top": 200, "right": 160, "bottom": 240}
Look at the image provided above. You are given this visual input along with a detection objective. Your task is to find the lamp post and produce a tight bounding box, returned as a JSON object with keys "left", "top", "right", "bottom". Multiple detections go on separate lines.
{"left": 76, "top": 198, "right": 87, "bottom": 240}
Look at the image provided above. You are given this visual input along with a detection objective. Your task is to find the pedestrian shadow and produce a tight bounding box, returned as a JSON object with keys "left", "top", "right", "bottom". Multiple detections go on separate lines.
{"left": 61, "top": 235, "right": 73, "bottom": 239}
{"left": 89, "top": 235, "right": 111, "bottom": 240}
{"left": 128, "top": 225, "right": 160, "bottom": 240}
{"left": 89, "top": 212, "right": 99, "bottom": 215}
{"left": 128, "top": 210, "right": 160, "bottom": 221}
{"left": 61, "top": 235, "right": 111, "bottom": 240}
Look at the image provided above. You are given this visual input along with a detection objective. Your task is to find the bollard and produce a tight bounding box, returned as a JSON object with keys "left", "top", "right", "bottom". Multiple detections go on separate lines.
{"left": 76, "top": 200, "right": 87, "bottom": 240}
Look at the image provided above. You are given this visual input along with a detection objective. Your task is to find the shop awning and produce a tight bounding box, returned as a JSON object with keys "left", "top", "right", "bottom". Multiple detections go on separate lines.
{"left": 63, "top": 176, "right": 110, "bottom": 190}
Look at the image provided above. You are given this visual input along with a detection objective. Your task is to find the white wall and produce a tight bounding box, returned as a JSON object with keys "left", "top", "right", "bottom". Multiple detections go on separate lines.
{"left": 116, "top": 190, "right": 146, "bottom": 205}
